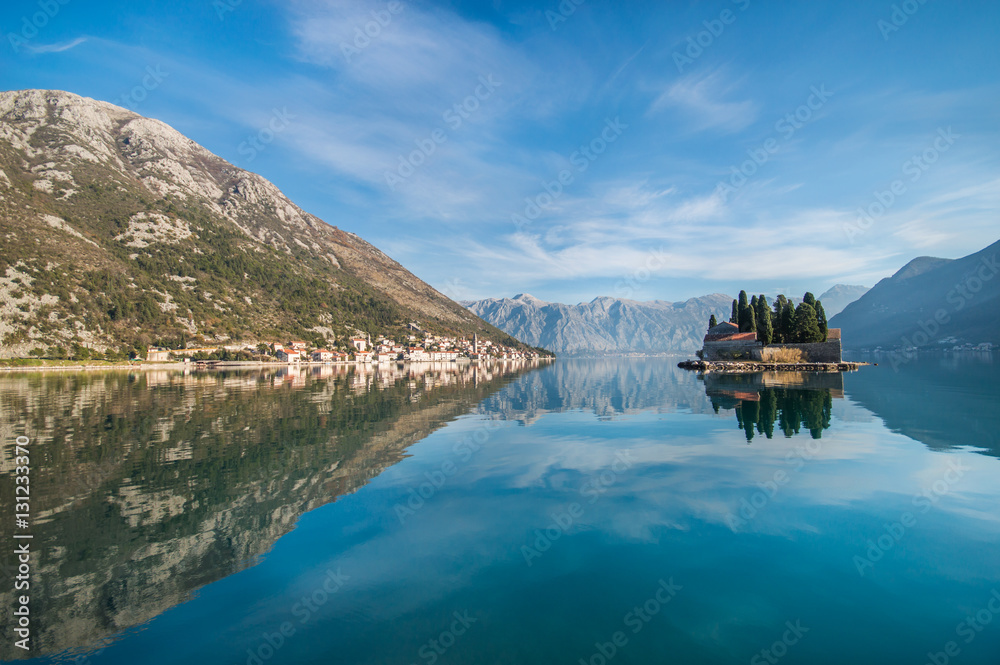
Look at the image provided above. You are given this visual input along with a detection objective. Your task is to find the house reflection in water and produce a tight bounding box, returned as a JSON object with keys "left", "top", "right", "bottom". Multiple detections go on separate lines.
{"left": 702, "top": 372, "right": 840, "bottom": 442}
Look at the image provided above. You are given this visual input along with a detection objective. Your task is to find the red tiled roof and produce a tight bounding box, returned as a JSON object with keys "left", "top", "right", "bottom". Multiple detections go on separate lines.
{"left": 705, "top": 332, "right": 758, "bottom": 341}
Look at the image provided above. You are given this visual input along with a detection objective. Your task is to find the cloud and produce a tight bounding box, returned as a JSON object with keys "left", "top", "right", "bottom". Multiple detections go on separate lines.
{"left": 26, "top": 36, "right": 87, "bottom": 54}
{"left": 648, "top": 68, "right": 758, "bottom": 133}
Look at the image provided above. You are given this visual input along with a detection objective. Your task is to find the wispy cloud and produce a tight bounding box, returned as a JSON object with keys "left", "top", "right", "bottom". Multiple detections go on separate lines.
{"left": 648, "top": 69, "right": 758, "bottom": 133}
{"left": 26, "top": 36, "right": 87, "bottom": 54}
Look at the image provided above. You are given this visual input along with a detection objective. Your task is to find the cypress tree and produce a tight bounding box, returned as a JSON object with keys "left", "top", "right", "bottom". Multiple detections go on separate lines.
{"left": 803, "top": 292, "right": 816, "bottom": 307}
{"left": 780, "top": 301, "right": 795, "bottom": 344}
{"left": 792, "top": 302, "right": 823, "bottom": 343}
{"left": 708, "top": 314, "right": 718, "bottom": 329}
{"left": 772, "top": 295, "right": 787, "bottom": 343}
{"left": 815, "top": 300, "right": 828, "bottom": 339}
{"left": 737, "top": 290, "right": 751, "bottom": 332}
{"left": 756, "top": 294, "right": 773, "bottom": 345}
{"left": 730, "top": 299, "right": 738, "bottom": 324}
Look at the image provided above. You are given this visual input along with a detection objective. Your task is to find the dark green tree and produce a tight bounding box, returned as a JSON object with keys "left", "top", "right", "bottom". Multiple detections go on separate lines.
{"left": 815, "top": 300, "right": 828, "bottom": 339}
{"left": 737, "top": 290, "right": 752, "bottom": 332}
{"left": 708, "top": 314, "right": 718, "bottom": 329}
{"left": 780, "top": 301, "right": 795, "bottom": 344}
{"left": 755, "top": 294, "right": 773, "bottom": 345}
{"left": 730, "top": 299, "right": 738, "bottom": 324}
{"left": 792, "top": 302, "right": 824, "bottom": 343}
{"left": 803, "top": 292, "right": 817, "bottom": 307}
{"left": 772, "top": 295, "right": 787, "bottom": 343}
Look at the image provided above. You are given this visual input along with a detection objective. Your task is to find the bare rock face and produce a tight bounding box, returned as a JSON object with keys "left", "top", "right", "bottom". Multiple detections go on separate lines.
{"left": 465, "top": 293, "right": 733, "bottom": 355}
{"left": 0, "top": 89, "right": 504, "bottom": 354}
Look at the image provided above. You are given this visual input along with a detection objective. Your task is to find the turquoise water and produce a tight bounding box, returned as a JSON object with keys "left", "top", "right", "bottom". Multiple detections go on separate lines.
{"left": 2, "top": 357, "right": 999, "bottom": 664}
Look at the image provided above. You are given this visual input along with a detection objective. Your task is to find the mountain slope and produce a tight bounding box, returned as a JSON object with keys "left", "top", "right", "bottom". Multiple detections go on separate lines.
{"left": 830, "top": 240, "right": 1000, "bottom": 349}
{"left": 464, "top": 293, "right": 733, "bottom": 355}
{"left": 818, "top": 284, "right": 869, "bottom": 317}
{"left": 0, "top": 89, "right": 526, "bottom": 356}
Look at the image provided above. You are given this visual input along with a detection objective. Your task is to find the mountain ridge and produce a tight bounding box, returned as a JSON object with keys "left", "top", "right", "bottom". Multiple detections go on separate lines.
{"left": 465, "top": 292, "right": 734, "bottom": 355}
{"left": 0, "top": 89, "right": 533, "bottom": 356}
{"left": 830, "top": 239, "right": 1000, "bottom": 349}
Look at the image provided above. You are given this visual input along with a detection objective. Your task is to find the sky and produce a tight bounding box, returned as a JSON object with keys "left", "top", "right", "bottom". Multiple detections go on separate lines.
{"left": 2, "top": 0, "right": 999, "bottom": 305}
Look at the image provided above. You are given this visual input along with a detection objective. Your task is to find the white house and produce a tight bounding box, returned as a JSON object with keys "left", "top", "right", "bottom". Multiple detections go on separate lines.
{"left": 277, "top": 349, "right": 301, "bottom": 363}
{"left": 312, "top": 349, "right": 334, "bottom": 362}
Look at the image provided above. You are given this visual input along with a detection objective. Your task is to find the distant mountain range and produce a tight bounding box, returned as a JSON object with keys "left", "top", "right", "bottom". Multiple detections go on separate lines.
{"left": 464, "top": 293, "right": 733, "bottom": 355}
{"left": 465, "top": 283, "right": 874, "bottom": 356}
{"left": 830, "top": 239, "right": 1000, "bottom": 349}
{"left": 817, "top": 284, "right": 870, "bottom": 317}
{"left": 0, "top": 89, "right": 528, "bottom": 357}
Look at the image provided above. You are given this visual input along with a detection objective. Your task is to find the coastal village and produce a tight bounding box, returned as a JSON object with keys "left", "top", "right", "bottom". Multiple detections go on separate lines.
{"left": 143, "top": 331, "right": 547, "bottom": 364}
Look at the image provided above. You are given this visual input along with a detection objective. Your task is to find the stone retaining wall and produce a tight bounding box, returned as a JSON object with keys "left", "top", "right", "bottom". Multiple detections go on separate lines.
{"left": 761, "top": 339, "right": 842, "bottom": 363}
{"left": 703, "top": 338, "right": 841, "bottom": 362}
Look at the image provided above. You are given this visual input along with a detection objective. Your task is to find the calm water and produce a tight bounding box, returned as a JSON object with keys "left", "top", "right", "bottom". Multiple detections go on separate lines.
{"left": 2, "top": 356, "right": 999, "bottom": 665}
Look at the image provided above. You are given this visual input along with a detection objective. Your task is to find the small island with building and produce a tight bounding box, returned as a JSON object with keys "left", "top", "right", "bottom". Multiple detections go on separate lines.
{"left": 679, "top": 291, "right": 865, "bottom": 373}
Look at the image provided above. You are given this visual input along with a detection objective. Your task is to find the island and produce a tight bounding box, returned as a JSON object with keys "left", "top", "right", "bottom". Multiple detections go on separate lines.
{"left": 679, "top": 291, "right": 866, "bottom": 373}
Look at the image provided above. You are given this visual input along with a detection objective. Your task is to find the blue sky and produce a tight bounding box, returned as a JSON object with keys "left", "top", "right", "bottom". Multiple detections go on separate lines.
{"left": 2, "top": 0, "right": 999, "bottom": 304}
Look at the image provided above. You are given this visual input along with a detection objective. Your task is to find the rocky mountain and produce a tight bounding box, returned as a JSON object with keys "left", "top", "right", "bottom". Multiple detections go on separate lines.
{"left": 0, "top": 89, "right": 529, "bottom": 357}
{"left": 817, "top": 284, "right": 869, "bottom": 317}
{"left": 829, "top": 239, "right": 1000, "bottom": 349}
{"left": 464, "top": 293, "right": 733, "bottom": 355}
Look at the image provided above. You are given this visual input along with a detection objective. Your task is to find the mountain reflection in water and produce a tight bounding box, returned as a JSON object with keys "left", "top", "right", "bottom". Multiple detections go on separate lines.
{"left": 0, "top": 361, "right": 543, "bottom": 660}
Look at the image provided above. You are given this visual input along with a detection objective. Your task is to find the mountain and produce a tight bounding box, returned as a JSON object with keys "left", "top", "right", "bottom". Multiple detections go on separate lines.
{"left": 817, "top": 284, "right": 869, "bottom": 317}
{"left": 829, "top": 240, "right": 1000, "bottom": 349}
{"left": 0, "top": 89, "right": 529, "bottom": 357}
{"left": 464, "top": 293, "right": 733, "bottom": 355}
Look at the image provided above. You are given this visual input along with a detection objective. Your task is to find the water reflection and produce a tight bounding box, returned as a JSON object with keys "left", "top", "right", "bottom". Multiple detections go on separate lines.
{"left": 2, "top": 358, "right": 999, "bottom": 665}
{"left": 702, "top": 372, "right": 837, "bottom": 441}
{"left": 844, "top": 353, "right": 1000, "bottom": 457}
{"left": 0, "top": 360, "right": 543, "bottom": 660}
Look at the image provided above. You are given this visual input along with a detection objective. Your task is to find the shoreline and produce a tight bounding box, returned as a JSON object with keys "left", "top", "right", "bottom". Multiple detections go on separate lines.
{"left": 0, "top": 357, "right": 553, "bottom": 374}
{"left": 677, "top": 360, "right": 868, "bottom": 373}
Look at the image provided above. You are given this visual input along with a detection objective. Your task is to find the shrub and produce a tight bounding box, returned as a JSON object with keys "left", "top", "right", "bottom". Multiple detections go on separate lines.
{"left": 768, "top": 348, "right": 806, "bottom": 363}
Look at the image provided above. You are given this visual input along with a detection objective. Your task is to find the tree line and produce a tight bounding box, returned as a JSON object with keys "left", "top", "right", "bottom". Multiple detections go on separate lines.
{"left": 708, "top": 291, "right": 828, "bottom": 344}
